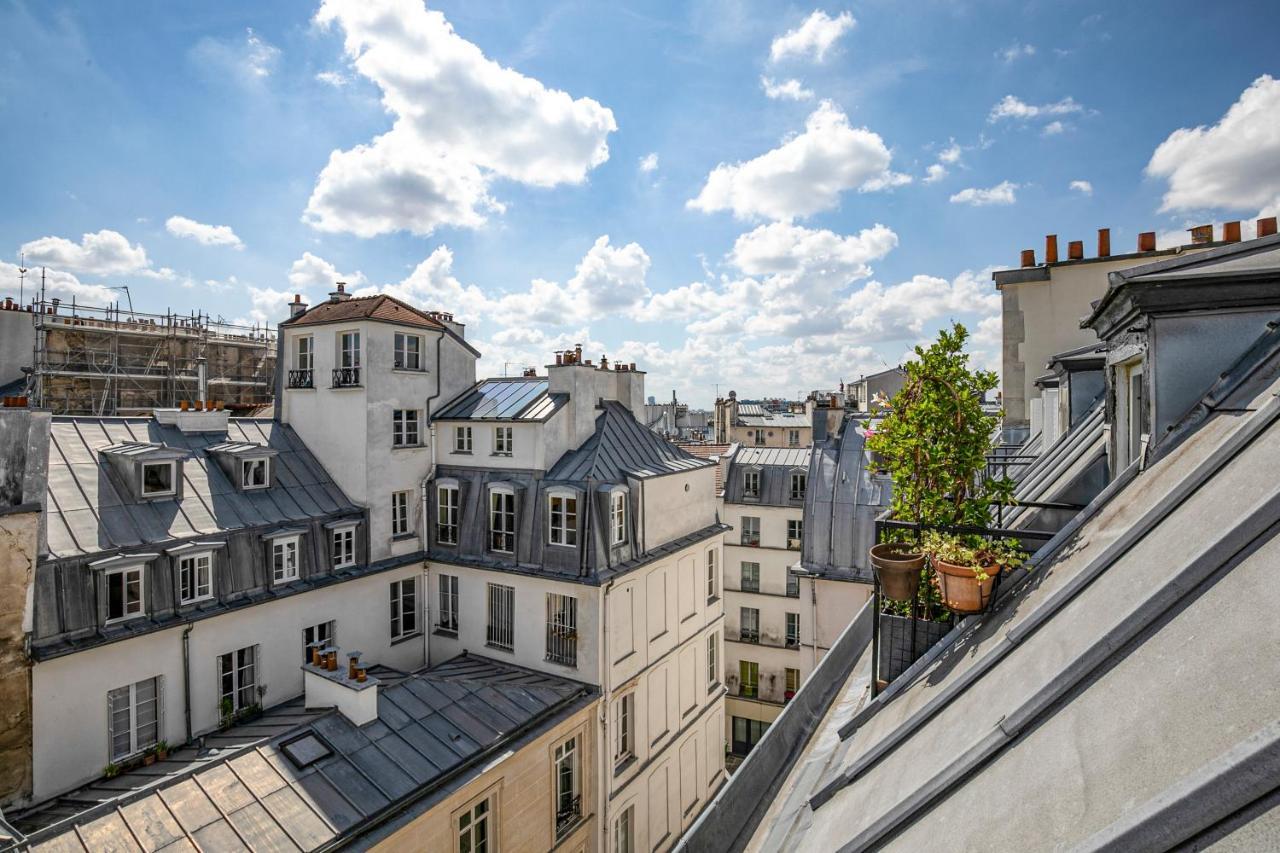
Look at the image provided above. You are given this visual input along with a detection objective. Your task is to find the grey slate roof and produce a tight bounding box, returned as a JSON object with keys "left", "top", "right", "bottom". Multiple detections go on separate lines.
{"left": 433, "top": 377, "right": 568, "bottom": 422}
{"left": 11, "top": 655, "right": 591, "bottom": 852}
{"left": 731, "top": 447, "right": 812, "bottom": 469}
{"left": 547, "top": 401, "right": 712, "bottom": 481}
{"left": 680, "top": 320, "right": 1280, "bottom": 852}
{"left": 44, "top": 417, "right": 356, "bottom": 560}
{"left": 723, "top": 446, "right": 813, "bottom": 507}
{"left": 1001, "top": 400, "right": 1107, "bottom": 532}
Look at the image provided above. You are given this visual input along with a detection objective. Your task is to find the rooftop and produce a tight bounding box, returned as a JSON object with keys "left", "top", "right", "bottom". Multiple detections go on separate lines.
{"left": 433, "top": 376, "right": 568, "bottom": 422}
{"left": 547, "top": 401, "right": 713, "bottom": 482}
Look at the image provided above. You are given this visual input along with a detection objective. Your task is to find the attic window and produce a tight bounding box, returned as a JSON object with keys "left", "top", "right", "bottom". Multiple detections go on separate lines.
{"left": 282, "top": 733, "right": 332, "bottom": 769}
{"left": 743, "top": 470, "right": 761, "bottom": 498}
{"left": 141, "top": 462, "right": 176, "bottom": 497}
{"left": 242, "top": 458, "right": 269, "bottom": 490}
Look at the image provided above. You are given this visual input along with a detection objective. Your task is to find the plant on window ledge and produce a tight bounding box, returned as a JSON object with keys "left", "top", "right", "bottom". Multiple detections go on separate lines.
{"left": 219, "top": 697, "right": 234, "bottom": 729}
{"left": 922, "top": 530, "right": 1023, "bottom": 615}
{"left": 103, "top": 762, "right": 121, "bottom": 778}
{"left": 865, "top": 323, "right": 1014, "bottom": 617}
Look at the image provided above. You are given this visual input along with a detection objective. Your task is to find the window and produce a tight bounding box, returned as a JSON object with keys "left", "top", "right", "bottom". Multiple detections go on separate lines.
{"left": 394, "top": 332, "right": 422, "bottom": 370}
{"left": 273, "top": 536, "right": 300, "bottom": 582}
{"left": 548, "top": 493, "right": 578, "bottom": 547}
{"left": 788, "top": 429, "right": 800, "bottom": 447}
{"left": 740, "top": 607, "right": 760, "bottom": 643}
{"left": 437, "top": 574, "right": 459, "bottom": 633}
{"left": 141, "top": 462, "right": 175, "bottom": 497}
{"left": 741, "top": 516, "right": 760, "bottom": 546}
{"left": 295, "top": 335, "right": 313, "bottom": 370}
{"left": 754, "top": 430, "right": 765, "bottom": 446}
{"left": 706, "top": 549, "right": 718, "bottom": 602}
{"left": 105, "top": 565, "right": 144, "bottom": 623}
{"left": 790, "top": 472, "right": 806, "bottom": 500}
{"left": 707, "top": 632, "right": 718, "bottom": 689}
{"left": 787, "top": 519, "right": 804, "bottom": 550}
{"left": 486, "top": 583, "right": 515, "bottom": 651}
{"left": 108, "top": 677, "right": 159, "bottom": 761}
{"left": 786, "top": 570, "right": 799, "bottom": 598}
{"left": 331, "top": 527, "right": 355, "bottom": 569}
{"left": 614, "top": 692, "right": 635, "bottom": 766}
{"left": 610, "top": 491, "right": 627, "bottom": 545}
{"left": 437, "top": 484, "right": 459, "bottom": 545}
{"left": 554, "top": 735, "right": 582, "bottom": 839}
{"left": 493, "top": 426, "right": 512, "bottom": 455}
{"left": 390, "top": 577, "right": 419, "bottom": 641}
{"left": 739, "top": 660, "right": 759, "bottom": 698}
{"left": 740, "top": 562, "right": 760, "bottom": 593}
{"left": 742, "top": 470, "right": 760, "bottom": 498}
{"left": 392, "top": 490, "right": 412, "bottom": 537}
{"left": 303, "top": 621, "right": 334, "bottom": 664}
{"left": 454, "top": 425, "right": 473, "bottom": 453}
{"left": 786, "top": 612, "right": 800, "bottom": 647}
{"left": 339, "top": 331, "right": 360, "bottom": 368}
{"left": 1118, "top": 358, "right": 1147, "bottom": 469}
{"left": 785, "top": 667, "right": 800, "bottom": 697}
{"left": 242, "top": 458, "right": 268, "bottom": 489}
{"left": 457, "top": 796, "right": 492, "bottom": 853}
{"left": 546, "top": 593, "right": 577, "bottom": 666}
{"left": 489, "top": 489, "right": 515, "bottom": 553}
{"left": 614, "top": 805, "right": 634, "bottom": 853}
{"left": 393, "top": 410, "right": 421, "bottom": 447}
{"left": 178, "top": 552, "right": 212, "bottom": 604}
{"left": 218, "top": 646, "right": 257, "bottom": 716}
{"left": 732, "top": 716, "right": 769, "bottom": 755}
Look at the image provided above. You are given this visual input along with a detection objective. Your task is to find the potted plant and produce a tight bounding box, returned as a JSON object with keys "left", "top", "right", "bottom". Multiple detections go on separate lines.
{"left": 868, "top": 542, "right": 925, "bottom": 602}
{"left": 142, "top": 746, "right": 157, "bottom": 766}
{"left": 923, "top": 531, "right": 1023, "bottom": 615}
{"left": 103, "top": 762, "right": 121, "bottom": 779}
{"left": 155, "top": 741, "right": 170, "bottom": 761}
{"left": 219, "top": 697, "right": 235, "bottom": 729}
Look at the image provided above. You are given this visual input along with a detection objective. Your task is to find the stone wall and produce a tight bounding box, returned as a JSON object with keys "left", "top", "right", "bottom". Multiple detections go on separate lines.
{"left": 0, "top": 506, "right": 36, "bottom": 807}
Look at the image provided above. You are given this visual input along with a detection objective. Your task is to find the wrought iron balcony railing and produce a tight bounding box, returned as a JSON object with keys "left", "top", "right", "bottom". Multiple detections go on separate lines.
{"left": 287, "top": 369, "right": 313, "bottom": 389}
{"left": 331, "top": 367, "right": 361, "bottom": 388}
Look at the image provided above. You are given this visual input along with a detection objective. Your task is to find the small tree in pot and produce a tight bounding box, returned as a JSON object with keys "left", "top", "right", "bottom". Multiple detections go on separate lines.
{"left": 865, "top": 322, "right": 1013, "bottom": 612}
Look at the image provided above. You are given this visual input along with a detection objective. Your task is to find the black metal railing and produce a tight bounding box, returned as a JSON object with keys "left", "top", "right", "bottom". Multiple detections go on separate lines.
{"left": 331, "top": 367, "right": 361, "bottom": 387}
{"left": 287, "top": 369, "right": 313, "bottom": 389}
{"left": 739, "top": 628, "right": 759, "bottom": 643}
{"left": 555, "top": 796, "right": 582, "bottom": 837}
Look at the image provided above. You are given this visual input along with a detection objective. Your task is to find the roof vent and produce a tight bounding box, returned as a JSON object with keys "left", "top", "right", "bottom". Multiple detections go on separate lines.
{"left": 329, "top": 282, "right": 351, "bottom": 302}
{"left": 289, "top": 293, "right": 308, "bottom": 318}
{"left": 154, "top": 407, "right": 230, "bottom": 434}
{"left": 1188, "top": 224, "right": 1214, "bottom": 244}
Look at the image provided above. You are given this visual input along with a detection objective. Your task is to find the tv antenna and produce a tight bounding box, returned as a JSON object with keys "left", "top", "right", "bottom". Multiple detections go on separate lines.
{"left": 17, "top": 253, "right": 27, "bottom": 304}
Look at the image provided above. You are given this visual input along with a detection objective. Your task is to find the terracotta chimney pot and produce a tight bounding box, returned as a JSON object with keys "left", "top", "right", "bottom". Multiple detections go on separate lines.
{"left": 1223, "top": 221, "right": 1242, "bottom": 242}
{"left": 1138, "top": 231, "right": 1157, "bottom": 252}
{"left": 1045, "top": 235, "right": 1059, "bottom": 264}
{"left": 1097, "top": 228, "right": 1111, "bottom": 258}
{"left": 1067, "top": 240, "right": 1084, "bottom": 260}
{"left": 1259, "top": 217, "right": 1278, "bottom": 238}
{"left": 1020, "top": 249, "right": 1036, "bottom": 268}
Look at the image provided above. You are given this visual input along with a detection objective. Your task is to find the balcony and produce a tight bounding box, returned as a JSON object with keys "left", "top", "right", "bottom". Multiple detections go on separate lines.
{"left": 786, "top": 537, "right": 802, "bottom": 551}
{"left": 331, "top": 367, "right": 361, "bottom": 388}
{"left": 741, "top": 533, "right": 760, "bottom": 547}
{"left": 287, "top": 369, "right": 313, "bottom": 389}
{"left": 555, "top": 795, "right": 583, "bottom": 838}
{"left": 739, "top": 629, "right": 760, "bottom": 644}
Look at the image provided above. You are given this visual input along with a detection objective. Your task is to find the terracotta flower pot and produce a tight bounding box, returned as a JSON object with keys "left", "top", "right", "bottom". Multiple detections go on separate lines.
{"left": 932, "top": 555, "right": 1003, "bottom": 614}
{"left": 869, "top": 543, "right": 925, "bottom": 601}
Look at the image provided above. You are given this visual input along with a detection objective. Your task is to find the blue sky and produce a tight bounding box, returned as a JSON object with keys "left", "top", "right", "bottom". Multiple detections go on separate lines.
{"left": 3, "top": 1, "right": 1279, "bottom": 406}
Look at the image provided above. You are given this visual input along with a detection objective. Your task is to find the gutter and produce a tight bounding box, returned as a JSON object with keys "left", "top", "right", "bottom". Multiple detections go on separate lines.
{"left": 181, "top": 622, "right": 194, "bottom": 744}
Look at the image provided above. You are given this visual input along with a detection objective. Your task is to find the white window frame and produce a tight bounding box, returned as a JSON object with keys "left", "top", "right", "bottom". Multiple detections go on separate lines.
{"left": 548, "top": 490, "right": 578, "bottom": 547}
{"left": 393, "top": 409, "right": 421, "bottom": 447}
{"left": 489, "top": 487, "right": 516, "bottom": 554}
{"left": 390, "top": 576, "right": 419, "bottom": 641}
{"left": 218, "top": 645, "right": 258, "bottom": 716}
{"left": 493, "top": 425, "right": 513, "bottom": 456}
{"left": 707, "top": 631, "right": 719, "bottom": 689}
{"left": 331, "top": 525, "right": 356, "bottom": 569}
{"left": 787, "top": 519, "right": 804, "bottom": 549}
{"left": 614, "top": 804, "right": 635, "bottom": 853}
{"left": 610, "top": 490, "right": 627, "bottom": 546}
{"left": 178, "top": 550, "right": 213, "bottom": 605}
{"left": 740, "top": 659, "right": 759, "bottom": 698}
{"left": 241, "top": 458, "right": 269, "bottom": 490}
{"left": 553, "top": 733, "right": 582, "bottom": 839}
{"left": 706, "top": 548, "right": 718, "bottom": 601}
{"left": 104, "top": 564, "right": 145, "bottom": 624}
{"left": 614, "top": 692, "right": 635, "bottom": 765}
{"left": 393, "top": 331, "right": 423, "bottom": 371}
{"left": 454, "top": 425, "right": 473, "bottom": 453}
{"left": 339, "top": 330, "right": 361, "bottom": 368}
{"left": 740, "top": 606, "right": 760, "bottom": 643}
{"left": 108, "top": 676, "right": 160, "bottom": 762}
{"left": 273, "top": 535, "right": 300, "bottom": 582}
{"left": 303, "top": 620, "right": 334, "bottom": 664}
{"left": 295, "top": 334, "right": 313, "bottom": 370}
{"left": 437, "top": 482, "right": 459, "bottom": 545}
{"left": 456, "top": 793, "right": 494, "bottom": 853}
{"left": 740, "top": 561, "right": 760, "bottom": 593}
{"left": 786, "top": 612, "right": 800, "bottom": 647}
{"left": 546, "top": 593, "right": 577, "bottom": 667}
{"left": 741, "top": 515, "right": 760, "bottom": 546}
{"left": 140, "top": 461, "right": 177, "bottom": 497}
{"left": 437, "top": 573, "right": 459, "bottom": 633}
{"left": 743, "top": 469, "right": 760, "bottom": 498}
{"left": 788, "top": 429, "right": 800, "bottom": 447}
{"left": 392, "top": 490, "right": 412, "bottom": 537}
{"left": 789, "top": 471, "right": 806, "bottom": 500}
{"left": 486, "top": 582, "right": 515, "bottom": 651}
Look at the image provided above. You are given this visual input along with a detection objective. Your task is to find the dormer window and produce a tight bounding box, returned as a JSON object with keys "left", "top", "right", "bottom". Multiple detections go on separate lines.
{"left": 242, "top": 458, "right": 269, "bottom": 490}
{"left": 178, "top": 551, "right": 213, "bottom": 604}
{"left": 489, "top": 485, "right": 516, "bottom": 553}
{"left": 106, "top": 565, "right": 144, "bottom": 623}
{"left": 610, "top": 489, "right": 627, "bottom": 546}
{"left": 394, "top": 332, "right": 423, "bottom": 370}
{"left": 141, "top": 462, "right": 176, "bottom": 497}
{"left": 332, "top": 525, "right": 356, "bottom": 568}
{"left": 790, "top": 472, "right": 807, "bottom": 501}
{"left": 743, "top": 470, "right": 761, "bottom": 498}
{"left": 273, "top": 536, "right": 300, "bottom": 583}
{"left": 548, "top": 490, "right": 578, "bottom": 547}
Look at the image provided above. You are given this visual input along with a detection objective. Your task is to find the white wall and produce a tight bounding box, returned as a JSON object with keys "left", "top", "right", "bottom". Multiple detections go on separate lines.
{"left": 0, "top": 308, "right": 35, "bottom": 388}
{"left": 641, "top": 468, "right": 718, "bottom": 548}
{"left": 435, "top": 420, "right": 547, "bottom": 471}
{"left": 30, "top": 562, "right": 425, "bottom": 799}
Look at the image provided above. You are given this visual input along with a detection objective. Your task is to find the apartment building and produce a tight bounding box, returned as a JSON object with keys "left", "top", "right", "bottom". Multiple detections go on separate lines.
{"left": 712, "top": 392, "right": 811, "bottom": 448}
{"left": 425, "top": 347, "right": 728, "bottom": 853}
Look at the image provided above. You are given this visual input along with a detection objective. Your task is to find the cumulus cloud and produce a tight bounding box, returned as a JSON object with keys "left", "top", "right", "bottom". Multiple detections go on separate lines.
{"left": 937, "top": 143, "right": 962, "bottom": 165}
{"left": 761, "top": 76, "right": 814, "bottom": 101}
{"left": 839, "top": 269, "right": 1001, "bottom": 342}
{"left": 315, "top": 70, "right": 348, "bottom": 87}
{"left": 190, "top": 28, "right": 280, "bottom": 85}
{"left": 1069, "top": 180, "right": 1093, "bottom": 196}
{"left": 988, "top": 94, "right": 1083, "bottom": 122}
{"left": 770, "top": 10, "right": 855, "bottom": 63}
{"left": 305, "top": 0, "right": 617, "bottom": 237}
{"left": 0, "top": 260, "right": 116, "bottom": 305}
{"left": 165, "top": 215, "right": 243, "bottom": 249}
{"left": 639, "top": 152, "right": 659, "bottom": 173}
{"left": 923, "top": 163, "right": 948, "bottom": 183}
{"left": 688, "top": 101, "right": 909, "bottom": 221}
{"left": 996, "top": 42, "right": 1035, "bottom": 63}
{"left": 1146, "top": 75, "right": 1280, "bottom": 214}
{"left": 287, "top": 251, "right": 368, "bottom": 292}
{"left": 950, "top": 181, "right": 1018, "bottom": 206}
{"left": 1042, "top": 120, "right": 1065, "bottom": 136}
{"left": 20, "top": 229, "right": 151, "bottom": 275}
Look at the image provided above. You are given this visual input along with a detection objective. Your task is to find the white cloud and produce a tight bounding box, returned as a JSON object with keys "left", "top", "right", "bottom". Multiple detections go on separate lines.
{"left": 1146, "top": 75, "right": 1280, "bottom": 214}
{"left": 688, "top": 101, "right": 908, "bottom": 221}
{"left": 770, "top": 10, "right": 855, "bottom": 63}
{"left": 923, "top": 163, "right": 948, "bottom": 183}
{"left": 1042, "top": 120, "right": 1065, "bottom": 136}
{"left": 639, "top": 152, "right": 659, "bottom": 173}
{"left": 937, "top": 142, "right": 962, "bottom": 165}
{"left": 315, "top": 70, "right": 349, "bottom": 87}
{"left": 305, "top": 0, "right": 617, "bottom": 238}
{"left": 838, "top": 268, "right": 1001, "bottom": 342}
{"left": 240, "top": 286, "right": 295, "bottom": 326}
{"left": 988, "top": 94, "right": 1083, "bottom": 122}
{"left": 19, "top": 229, "right": 151, "bottom": 275}
{"left": 1069, "top": 180, "right": 1093, "bottom": 196}
{"left": 287, "top": 251, "right": 368, "bottom": 292}
{"left": 190, "top": 27, "right": 280, "bottom": 85}
{"left": 761, "top": 76, "right": 814, "bottom": 101}
{"left": 996, "top": 42, "right": 1035, "bottom": 63}
{"left": 165, "top": 215, "right": 244, "bottom": 249}
{"left": 0, "top": 260, "right": 116, "bottom": 305}
{"left": 949, "top": 181, "right": 1018, "bottom": 206}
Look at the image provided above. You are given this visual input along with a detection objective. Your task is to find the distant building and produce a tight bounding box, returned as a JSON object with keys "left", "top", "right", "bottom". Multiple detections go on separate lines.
{"left": 645, "top": 389, "right": 712, "bottom": 442}
{"left": 713, "top": 392, "right": 812, "bottom": 447}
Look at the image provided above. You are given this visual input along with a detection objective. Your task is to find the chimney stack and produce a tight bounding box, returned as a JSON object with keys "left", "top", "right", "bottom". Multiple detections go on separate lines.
{"left": 1097, "top": 228, "right": 1111, "bottom": 258}
{"left": 1189, "top": 224, "right": 1213, "bottom": 244}
{"left": 1259, "top": 217, "right": 1278, "bottom": 238}
{"left": 1223, "top": 221, "right": 1242, "bottom": 243}
{"left": 1067, "top": 240, "right": 1084, "bottom": 261}
{"left": 1138, "top": 231, "right": 1157, "bottom": 252}
{"left": 1045, "top": 235, "right": 1059, "bottom": 264}
{"left": 1020, "top": 249, "right": 1036, "bottom": 268}
{"left": 329, "top": 282, "right": 351, "bottom": 302}
{"left": 289, "top": 293, "right": 308, "bottom": 318}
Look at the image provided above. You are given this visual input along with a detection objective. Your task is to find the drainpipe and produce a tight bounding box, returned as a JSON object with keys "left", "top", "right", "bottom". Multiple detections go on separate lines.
{"left": 419, "top": 331, "right": 444, "bottom": 667}
{"left": 599, "top": 578, "right": 613, "bottom": 853}
{"left": 181, "top": 622, "right": 194, "bottom": 744}
{"left": 810, "top": 577, "right": 819, "bottom": 672}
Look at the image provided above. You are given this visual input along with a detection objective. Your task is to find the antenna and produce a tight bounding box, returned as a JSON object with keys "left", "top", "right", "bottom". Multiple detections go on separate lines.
{"left": 107, "top": 285, "right": 134, "bottom": 313}
{"left": 17, "top": 252, "right": 27, "bottom": 305}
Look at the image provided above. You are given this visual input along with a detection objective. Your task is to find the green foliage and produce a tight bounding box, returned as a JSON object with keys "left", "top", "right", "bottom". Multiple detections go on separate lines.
{"left": 103, "top": 762, "right": 120, "bottom": 778}
{"left": 922, "top": 530, "right": 1024, "bottom": 583}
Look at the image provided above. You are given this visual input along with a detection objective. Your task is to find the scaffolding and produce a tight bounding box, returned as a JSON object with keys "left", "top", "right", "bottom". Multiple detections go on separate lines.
{"left": 26, "top": 296, "right": 277, "bottom": 416}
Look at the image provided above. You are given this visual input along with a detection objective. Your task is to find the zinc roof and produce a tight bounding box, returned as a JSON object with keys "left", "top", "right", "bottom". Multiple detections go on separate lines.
{"left": 547, "top": 401, "right": 712, "bottom": 481}
{"left": 433, "top": 377, "right": 568, "bottom": 422}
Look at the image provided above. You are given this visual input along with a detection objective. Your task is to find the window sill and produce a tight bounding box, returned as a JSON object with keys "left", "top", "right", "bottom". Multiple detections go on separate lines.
{"left": 453, "top": 450, "right": 473, "bottom": 455}
{"left": 391, "top": 533, "right": 416, "bottom": 542}
{"left": 329, "top": 385, "right": 364, "bottom": 390}
{"left": 612, "top": 754, "right": 637, "bottom": 777}
{"left": 707, "top": 682, "right": 721, "bottom": 695}
{"left": 433, "top": 627, "right": 458, "bottom": 638}
{"left": 391, "top": 368, "right": 427, "bottom": 375}
{"left": 332, "top": 562, "right": 356, "bottom": 572}
{"left": 485, "top": 642, "right": 515, "bottom": 654}
{"left": 391, "top": 444, "right": 426, "bottom": 451}
{"left": 545, "top": 655, "right": 578, "bottom": 669}
{"left": 707, "top": 595, "right": 720, "bottom": 606}
{"left": 490, "top": 452, "right": 513, "bottom": 457}
{"left": 390, "top": 631, "right": 422, "bottom": 648}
